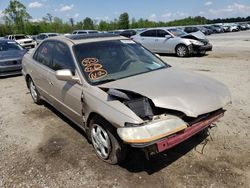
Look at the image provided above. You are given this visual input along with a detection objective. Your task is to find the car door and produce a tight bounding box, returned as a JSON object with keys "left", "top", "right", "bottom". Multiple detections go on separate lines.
{"left": 31, "top": 41, "right": 54, "bottom": 102}
{"left": 155, "top": 29, "right": 173, "bottom": 53}
{"left": 48, "top": 41, "right": 83, "bottom": 126}
{"left": 136, "top": 30, "right": 157, "bottom": 52}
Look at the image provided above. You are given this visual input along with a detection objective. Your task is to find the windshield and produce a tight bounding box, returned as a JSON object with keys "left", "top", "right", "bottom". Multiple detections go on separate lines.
{"left": 73, "top": 40, "right": 168, "bottom": 85}
{"left": 0, "top": 41, "right": 23, "bottom": 51}
{"left": 14, "top": 35, "right": 28, "bottom": 40}
{"left": 167, "top": 28, "right": 187, "bottom": 37}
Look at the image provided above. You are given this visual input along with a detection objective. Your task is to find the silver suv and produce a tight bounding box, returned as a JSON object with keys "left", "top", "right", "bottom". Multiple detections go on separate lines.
{"left": 22, "top": 34, "right": 230, "bottom": 164}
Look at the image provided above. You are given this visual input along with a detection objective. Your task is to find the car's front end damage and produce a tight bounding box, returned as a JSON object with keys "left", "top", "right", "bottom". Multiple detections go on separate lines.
{"left": 100, "top": 68, "right": 231, "bottom": 157}
{"left": 118, "top": 108, "right": 224, "bottom": 157}
{"left": 181, "top": 32, "right": 213, "bottom": 54}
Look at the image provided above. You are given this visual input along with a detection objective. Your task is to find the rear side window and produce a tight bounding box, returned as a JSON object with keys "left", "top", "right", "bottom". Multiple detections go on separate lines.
{"left": 140, "top": 30, "right": 157, "bottom": 37}
{"left": 33, "top": 41, "right": 54, "bottom": 67}
{"left": 51, "top": 42, "right": 75, "bottom": 73}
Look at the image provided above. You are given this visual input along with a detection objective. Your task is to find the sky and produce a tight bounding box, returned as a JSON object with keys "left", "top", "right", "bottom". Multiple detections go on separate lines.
{"left": 0, "top": 0, "right": 250, "bottom": 23}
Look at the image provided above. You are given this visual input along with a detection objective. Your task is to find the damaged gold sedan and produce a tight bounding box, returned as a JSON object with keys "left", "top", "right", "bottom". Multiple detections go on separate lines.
{"left": 22, "top": 34, "right": 231, "bottom": 164}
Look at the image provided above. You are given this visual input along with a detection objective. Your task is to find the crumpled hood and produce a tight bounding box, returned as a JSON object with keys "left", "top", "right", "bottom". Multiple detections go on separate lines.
{"left": 182, "top": 31, "right": 209, "bottom": 43}
{"left": 100, "top": 68, "right": 231, "bottom": 117}
{"left": 0, "top": 50, "right": 26, "bottom": 61}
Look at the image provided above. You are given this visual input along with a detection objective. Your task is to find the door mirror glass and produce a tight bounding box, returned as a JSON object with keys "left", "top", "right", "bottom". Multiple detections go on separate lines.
{"left": 165, "top": 35, "right": 171, "bottom": 39}
{"left": 56, "top": 69, "right": 78, "bottom": 82}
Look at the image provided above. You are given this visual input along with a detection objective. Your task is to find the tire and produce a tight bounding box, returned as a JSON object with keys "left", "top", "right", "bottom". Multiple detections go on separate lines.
{"left": 176, "top": 44, "right": 189, "bottom": 57}
{"left": 28, "top": 78, "right": 42, "bottom": 105}
{"left": 198, "top": 50, "right": 206, "bottom": 56}
{"left": 88, "top": 116, "right": 127, "bottom": 164}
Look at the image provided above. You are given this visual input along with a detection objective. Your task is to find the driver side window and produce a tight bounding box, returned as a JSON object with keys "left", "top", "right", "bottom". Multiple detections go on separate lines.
{"left": 51, "top": 42, "right": 76, "bottom": 74}
{"left": 157, "top": 30, "right": 168, "bottom": 38}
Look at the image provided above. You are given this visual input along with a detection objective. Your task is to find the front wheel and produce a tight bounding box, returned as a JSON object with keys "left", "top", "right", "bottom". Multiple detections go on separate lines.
{"left": 198, "top": 50, "right": 206, "bottom": 56}
{"left": 176, "top": 44, "right": 189, "bottom": 57}
{"left": 88, "top": 116, "right": 127, "bottom": 164}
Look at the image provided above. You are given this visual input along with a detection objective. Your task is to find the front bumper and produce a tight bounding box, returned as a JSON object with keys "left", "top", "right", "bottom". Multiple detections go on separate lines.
{"left": 0, "top": 64, "right": 22, "bottom": 77}
{"left": 129, "top": 110, "right": 224, "bottom": 155}
{"left": 20, "top": 43, "right": 36, "bottom": 49}
{"left": 193, "top": 43, "right": 213, "bottom": 52}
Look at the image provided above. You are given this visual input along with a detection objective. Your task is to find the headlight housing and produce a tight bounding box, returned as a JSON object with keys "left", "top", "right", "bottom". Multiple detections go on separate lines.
{"left": 117, "top": 116, "right": 187, "bottom": 144}
{"left": 189, "top": 39, "right": 204, "bottom": 46}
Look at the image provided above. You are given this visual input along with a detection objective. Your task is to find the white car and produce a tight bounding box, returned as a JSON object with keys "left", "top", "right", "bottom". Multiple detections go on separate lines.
{"left": 132, "top": 28, "right": 212, "bottom": 57}
{"left": 72, "top": 30, "right": 99, "bottom": 34}
{"left": 6, "top": 34, "right": 37, "bottom": 49}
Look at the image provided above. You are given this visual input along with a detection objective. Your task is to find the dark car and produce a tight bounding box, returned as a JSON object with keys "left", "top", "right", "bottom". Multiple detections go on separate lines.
{"left": 0, "top": 39, "right": 26, "bottom": 77}
{"left": 183, "top": 26, "right": 199, "bottom": 34}
{"left": 204, "top": 25, "right": 222, "bottom": 33}
{"left": 212, "top": 25, "right": 224, "bottom": 33}
{"left": 120, "top": 29, "right": 137, "bottom": 38}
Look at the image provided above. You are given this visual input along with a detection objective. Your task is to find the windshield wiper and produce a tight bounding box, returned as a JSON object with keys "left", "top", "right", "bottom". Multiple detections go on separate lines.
{"left": 95, "top": 79, "right": 117, "bottom": 85}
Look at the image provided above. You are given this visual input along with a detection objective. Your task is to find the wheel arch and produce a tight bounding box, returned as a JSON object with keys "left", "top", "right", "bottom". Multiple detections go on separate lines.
{"left": 25, "top": 74, "right": 32, "bottom": 89}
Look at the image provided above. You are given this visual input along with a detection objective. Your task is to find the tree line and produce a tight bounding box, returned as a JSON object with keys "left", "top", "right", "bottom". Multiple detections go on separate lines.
{"left": 0, "top": 0, "right": 250, "bottom": 36}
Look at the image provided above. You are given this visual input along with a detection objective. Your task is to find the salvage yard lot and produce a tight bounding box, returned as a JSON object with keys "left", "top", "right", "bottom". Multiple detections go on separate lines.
{"left": 0, "top": 31, "right": 250, "bottom": 188}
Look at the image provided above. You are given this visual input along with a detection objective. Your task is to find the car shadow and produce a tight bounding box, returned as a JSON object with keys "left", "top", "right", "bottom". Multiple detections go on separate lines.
{"left": 0, "top": 74, "right": 22, "bottom": 79}
{"left": 42, "top": 102, "right": 89, "bottom": 141}
{"left": 42, "top": 101, "right": 209, "bottom": 175}
{"left": 158, "top": 53, "right": 209, "bottom": 58}
{"left": 119, "top": 132, "right": 209, "bottom": 174}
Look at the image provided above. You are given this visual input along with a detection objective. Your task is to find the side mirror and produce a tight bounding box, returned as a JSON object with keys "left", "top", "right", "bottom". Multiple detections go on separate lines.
{"left": 165, "top": 35, "right": 171, "bottom": 39}
{"left": 55, "top": 69, "right": 79, "bottom": 82}
{"left": 155, "top": 53, "right": 161, "bottom": 58}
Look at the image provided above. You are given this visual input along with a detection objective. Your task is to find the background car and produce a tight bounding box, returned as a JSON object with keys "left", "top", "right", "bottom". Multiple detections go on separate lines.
{"left": 204, "top": 25, "right": 222, "bottom": 33}
{"left": 22, "top": 34, "right": 230, "bottom": 164}
{"left": 119, "top": 29, "right": 137, "bottom": 38}
{"left": 5, "top": 34, "right": 37, "bottom": 49}
{"left": 132, "top": 27, "right": 212, "bottom": 57}
{"left": 35, "top": 33, "right": 59, "bottom": 44}
{"left": 72, "top": 30, "right": 99, "bottom": 34}
{"left": 0, "top": 39, "right": 26, "bottom": 76}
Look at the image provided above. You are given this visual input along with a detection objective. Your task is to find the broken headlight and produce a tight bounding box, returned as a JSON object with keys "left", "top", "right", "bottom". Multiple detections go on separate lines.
{"left": 117, "top": 116, "right": 187, "bottom": 143}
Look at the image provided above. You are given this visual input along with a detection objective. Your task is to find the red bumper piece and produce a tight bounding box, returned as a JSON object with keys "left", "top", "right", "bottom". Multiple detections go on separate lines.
{"left": 156, "top": 111, "right": 224, "bottom": 153}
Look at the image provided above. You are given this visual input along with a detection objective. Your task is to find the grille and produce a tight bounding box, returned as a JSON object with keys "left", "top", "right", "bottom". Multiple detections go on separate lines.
{"left": 0, "top": 60, "right": 21, "bottom": 66}
{"left": 24, "top": 41, "right": 32, "bottom": 44}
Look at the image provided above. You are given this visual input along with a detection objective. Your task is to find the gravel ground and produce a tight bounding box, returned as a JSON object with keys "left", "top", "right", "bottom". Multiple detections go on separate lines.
{"left": 0, "top": 31, "right": 250, "bottom": 188}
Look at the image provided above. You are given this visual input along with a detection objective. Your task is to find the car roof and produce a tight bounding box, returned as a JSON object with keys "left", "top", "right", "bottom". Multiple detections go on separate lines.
{"left": 44, "top": 33, "right": 127, "bottom": 45}
{"left": 73, "top": 30, "right": 98, "bottom": 32}
{"left": 39, "top": 33, "right": 59, "bottom": 35}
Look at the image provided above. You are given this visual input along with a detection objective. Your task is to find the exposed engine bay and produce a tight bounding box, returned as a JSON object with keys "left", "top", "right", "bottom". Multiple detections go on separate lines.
{"left": 104, "top": 88, "right": 223, "bottom": 126}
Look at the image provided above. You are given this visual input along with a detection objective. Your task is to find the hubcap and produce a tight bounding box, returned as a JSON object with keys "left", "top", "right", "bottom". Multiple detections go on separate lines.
{"left": 30, "top": 80, "right": 38, "bottom": 101}
{"left": 91, "top": 124, "right": 111, "bottom": 159}
{"left": 177, "top": 46, "right": 187, "bottom": 57}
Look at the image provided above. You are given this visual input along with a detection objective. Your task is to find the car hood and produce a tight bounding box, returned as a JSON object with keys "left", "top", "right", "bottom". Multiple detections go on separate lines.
{"left": 100, "top": 68, "right": 231, "bottom": 117}
{"left": 0, "top": 50, "right": 26, "bottom": 61}
{"left": 181, "top": 31, "right": 208, "bottom": 43}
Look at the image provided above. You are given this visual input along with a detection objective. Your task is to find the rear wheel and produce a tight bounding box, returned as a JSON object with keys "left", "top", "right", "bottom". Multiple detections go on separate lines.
{"left": 28, "top": 78, "right": 42, "bottom": 104}
{"left": 88, "top": 116, "right": 127, "bottom": 164}
{"left": 176, "top": 44, "right": 189, "bottom": 57}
